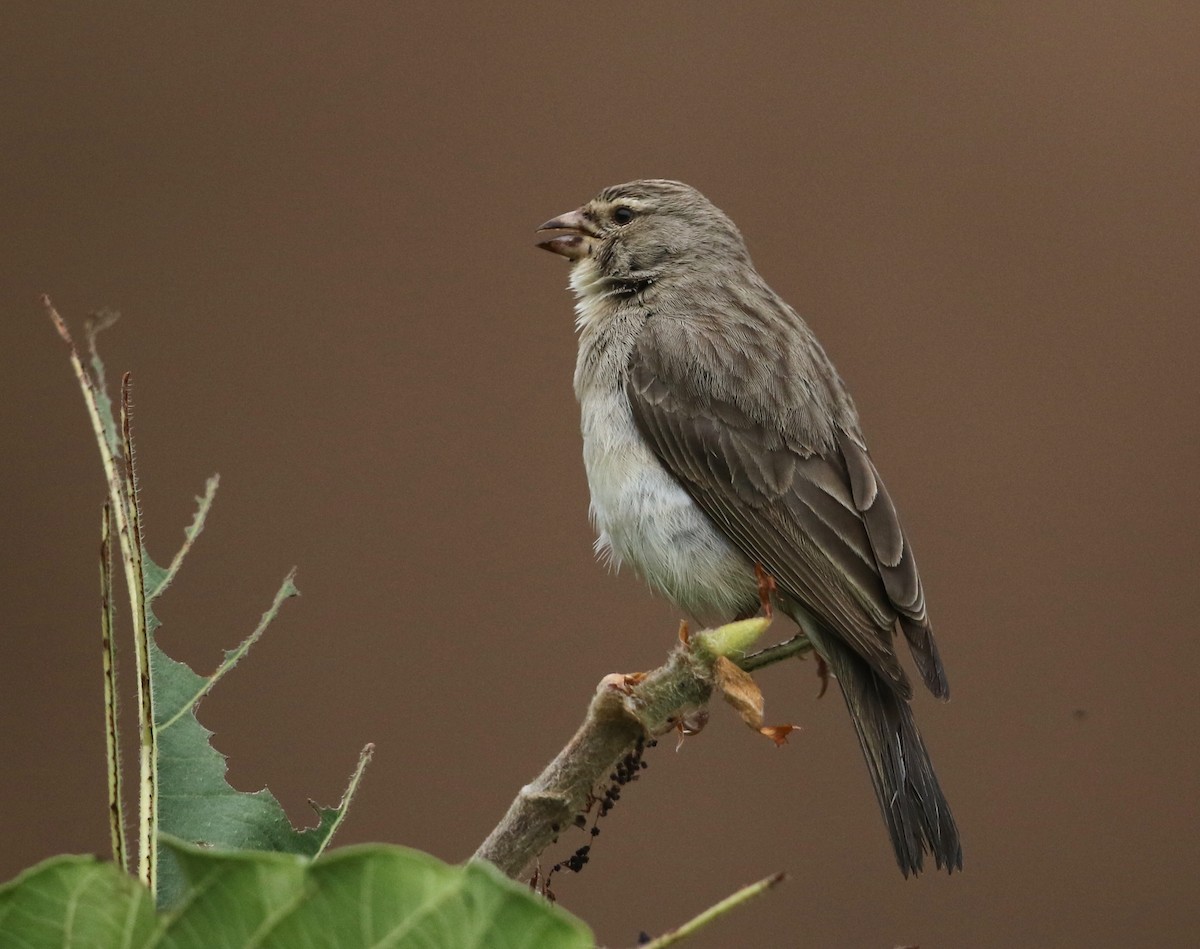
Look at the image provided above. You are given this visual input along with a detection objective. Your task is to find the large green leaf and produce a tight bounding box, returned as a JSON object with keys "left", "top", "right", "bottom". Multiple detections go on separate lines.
{"left": 0, "top": 843, "right": 593, "bottom": 949}
{"left": 0, "top": 855, "right": 156, "bottom": 948}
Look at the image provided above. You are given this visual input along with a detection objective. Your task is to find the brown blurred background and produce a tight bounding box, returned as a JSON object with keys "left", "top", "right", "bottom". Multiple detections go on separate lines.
{"left": 3, "top": 3, "right": 1198, "bottom": 946}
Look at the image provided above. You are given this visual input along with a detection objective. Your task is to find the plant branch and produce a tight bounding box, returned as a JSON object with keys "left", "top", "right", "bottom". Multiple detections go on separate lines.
{"left": 43, "top": 296, "right": 158, "bottom": 890}
{"left": 473, "top": 618, "right": 809, "bottom": 879}
{"left": 739, "top": 632, "right": 813, "bottom": 672}
{"left": 637, "top": 872, "right": 787, "bottom": 949}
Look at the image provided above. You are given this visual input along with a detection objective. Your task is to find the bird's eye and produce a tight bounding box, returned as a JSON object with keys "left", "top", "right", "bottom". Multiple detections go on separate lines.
{"left": 612, "top": 206, "right": 635, "bottom": 225}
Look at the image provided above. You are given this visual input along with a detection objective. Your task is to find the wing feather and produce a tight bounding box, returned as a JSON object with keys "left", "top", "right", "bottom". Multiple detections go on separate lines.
{"left": 626, "top": 322, "right": 948, "bottom": 698}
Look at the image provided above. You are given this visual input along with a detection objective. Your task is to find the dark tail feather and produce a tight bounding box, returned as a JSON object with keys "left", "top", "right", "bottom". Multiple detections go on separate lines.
{"left": 810, "top": 627, "right": 962, "bottom": 876}
{"left": 900, "top": 615, "right": 950, "bottom": 700}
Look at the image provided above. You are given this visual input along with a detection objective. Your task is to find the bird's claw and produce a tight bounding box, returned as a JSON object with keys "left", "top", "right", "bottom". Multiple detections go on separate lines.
{"left": 815, "top": 655, "right": 830, "bottom": 698}
{"left": 754, "top": 564, "right": 777, "bottom": 619}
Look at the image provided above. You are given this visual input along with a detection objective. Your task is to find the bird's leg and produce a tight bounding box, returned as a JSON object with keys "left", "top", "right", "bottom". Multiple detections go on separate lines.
{"left": 753, "top": 563, "right": 776, "bottom": 619}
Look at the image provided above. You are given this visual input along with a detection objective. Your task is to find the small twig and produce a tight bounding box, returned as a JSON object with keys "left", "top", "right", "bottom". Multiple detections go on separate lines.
{"left": 739, "top": 632, "right": 813, "bottom": 672}
{"left": 100, "top": 503, "right": 128, "bottom": 872}
{"left": 150, "top": 474, "right": 219, "bottom": 600}
{"left": 313, "top": 743, "right": 375, "bottom": 859}
{"left": 121, "top": 374, "right": 158, "bottom": 894}
{"left": 637, "top": 872, "right": 787, "bottom": 949}
{"left": 473, "top": 618, "right": 806, "bottom": 879}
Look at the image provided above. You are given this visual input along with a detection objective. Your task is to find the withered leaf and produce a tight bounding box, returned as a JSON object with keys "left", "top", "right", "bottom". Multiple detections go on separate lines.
{"left": 713, "top": 657, "right": 797, "bottom": 746}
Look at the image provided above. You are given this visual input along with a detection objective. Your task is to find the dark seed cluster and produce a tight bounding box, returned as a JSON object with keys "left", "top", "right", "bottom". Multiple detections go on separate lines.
{"left": 543, "top": 736, "right": 657, "bottom": 894}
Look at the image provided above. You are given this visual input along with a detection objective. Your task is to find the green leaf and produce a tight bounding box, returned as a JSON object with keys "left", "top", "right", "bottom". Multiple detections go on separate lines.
{"left": 140, "top": 487, "right": 363, "bottom": 906}
{"left": 0, "top": 855, "right": 156, "bottom": 948}
{"left": 151, "top": 574, "right": 369, "bottom": 906}
{"left": 160, "top": 839, "right": 593, "bottom": 949}
{"left": 0, "top": 845, "right": 593, "bottom": 949}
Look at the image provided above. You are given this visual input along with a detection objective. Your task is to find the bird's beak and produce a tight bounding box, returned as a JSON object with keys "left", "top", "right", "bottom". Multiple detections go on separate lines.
{"left": 536, "top": 208, "right": 596, "bottom": 260}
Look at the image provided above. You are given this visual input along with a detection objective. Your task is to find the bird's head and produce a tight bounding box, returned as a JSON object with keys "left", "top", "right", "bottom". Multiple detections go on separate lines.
{"left": 537, "top": 179, "right": 749, "bottom": 289}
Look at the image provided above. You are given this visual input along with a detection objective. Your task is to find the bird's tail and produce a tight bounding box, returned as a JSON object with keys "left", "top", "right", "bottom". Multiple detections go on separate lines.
{"left": 809, "top": 627, "right": 962, "bottom": 876}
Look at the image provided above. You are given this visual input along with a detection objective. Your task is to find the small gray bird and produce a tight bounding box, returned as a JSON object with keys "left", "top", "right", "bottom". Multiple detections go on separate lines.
{"left": 537, "top": 179, "right": 961, "bottom": 876}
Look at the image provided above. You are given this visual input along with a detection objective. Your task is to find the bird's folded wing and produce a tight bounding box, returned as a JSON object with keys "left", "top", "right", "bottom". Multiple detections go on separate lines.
{"left": 625, "top": 324, "right": 948, "bottom": 699}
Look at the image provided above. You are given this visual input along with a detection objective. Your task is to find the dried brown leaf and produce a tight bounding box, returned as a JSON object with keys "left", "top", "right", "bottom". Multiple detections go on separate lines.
{"left": 713, "top": 657, "right": 797, "bottom": 746}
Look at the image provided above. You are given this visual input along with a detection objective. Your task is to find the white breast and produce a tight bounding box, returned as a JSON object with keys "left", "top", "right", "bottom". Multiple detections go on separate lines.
{"left": 570, "top": 264, "right": 756, "bottom": 624}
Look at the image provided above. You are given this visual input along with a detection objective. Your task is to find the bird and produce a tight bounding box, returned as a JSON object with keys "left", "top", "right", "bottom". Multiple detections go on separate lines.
{"left": 536, "top": 179, "right": 962, "bottom": 876}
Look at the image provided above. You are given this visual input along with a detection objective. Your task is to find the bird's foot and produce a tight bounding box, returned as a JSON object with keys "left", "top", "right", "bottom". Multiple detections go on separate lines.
{"left": 753, "top": 563, "right": 777, "bottom": 619}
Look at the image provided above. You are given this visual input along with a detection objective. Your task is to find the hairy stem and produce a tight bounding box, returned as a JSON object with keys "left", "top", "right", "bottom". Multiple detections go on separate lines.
{"left": 473, "top": 620, "right": 807, "bottom": 879}
{"left": 120, "top": 376, "right": 158, "bottom": 893}
{"left": 100, "top": 503, "right": 128, "bottom": 872}
{"left": 45, "top": 297, "right": 157, "bottom": 891}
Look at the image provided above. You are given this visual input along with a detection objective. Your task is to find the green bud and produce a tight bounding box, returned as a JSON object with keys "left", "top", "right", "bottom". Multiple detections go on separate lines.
{"left": 693, "top": 617, "right": 771, "bottom": 659}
